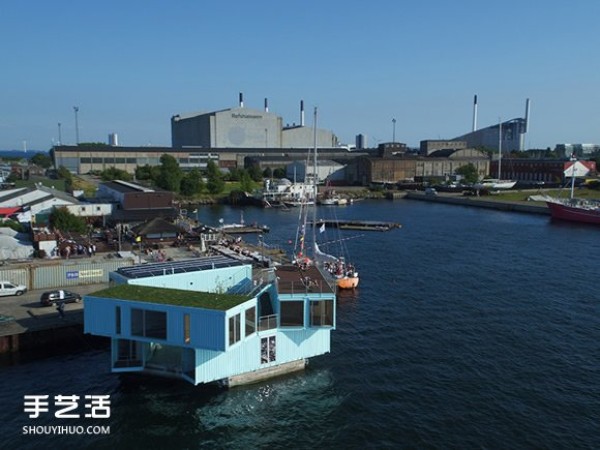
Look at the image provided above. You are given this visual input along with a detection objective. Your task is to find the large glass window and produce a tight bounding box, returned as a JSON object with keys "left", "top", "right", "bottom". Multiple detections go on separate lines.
{"left": 115, "top": 339, "right": 142, "bottom": 368}
{"left": 229, "top": 314, "right": 241, "bottom": 346}
{"left": 280, "top": 301, "right": 304, "bottom": 327}
{"left": 310, "top": 301, "right": 334, "bottom": 327}
{"left": 245, "top": 307, "right": 256, "bottom": 337}
{"left": 131, "top": 308, "right": 167, "bottom": 340}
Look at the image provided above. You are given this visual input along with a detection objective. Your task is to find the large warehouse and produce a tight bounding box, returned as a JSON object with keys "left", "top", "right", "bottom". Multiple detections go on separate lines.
{"left": 171, "top": 94, "right": 339, "bottom": 149}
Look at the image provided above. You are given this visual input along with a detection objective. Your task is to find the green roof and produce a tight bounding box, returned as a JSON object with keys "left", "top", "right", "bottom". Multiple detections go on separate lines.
{"left": 90, "top": 284, "right": 251, "bottom": 310}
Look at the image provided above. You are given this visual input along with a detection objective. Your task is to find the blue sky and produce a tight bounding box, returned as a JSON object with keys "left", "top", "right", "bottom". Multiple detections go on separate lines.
{"left": 2, "top": 1, "right": 599, "bottom": 151}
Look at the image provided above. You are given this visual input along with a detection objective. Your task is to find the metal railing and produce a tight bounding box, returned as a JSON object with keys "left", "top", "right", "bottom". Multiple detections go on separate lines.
{"left": 258, "top": 314, "right": 277, "bottom": 331}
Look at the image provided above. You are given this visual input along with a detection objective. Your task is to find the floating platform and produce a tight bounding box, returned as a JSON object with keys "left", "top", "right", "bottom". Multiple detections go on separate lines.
{"left": 312, "top": 220, "right": 401, "bottom": 231}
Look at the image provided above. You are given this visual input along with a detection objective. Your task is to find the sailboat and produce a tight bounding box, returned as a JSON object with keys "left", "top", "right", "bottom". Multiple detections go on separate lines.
{"left": 545, "top": 155, "right": 600, "bottom": 224}
{"left": 293, "top": 107, "right": 359, "bottom": 290}
{"left": 476, "top": 119, "right": 517, "bottom": 190}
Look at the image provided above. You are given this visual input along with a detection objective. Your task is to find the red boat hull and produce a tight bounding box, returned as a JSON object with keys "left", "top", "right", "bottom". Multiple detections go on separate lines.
{"left": 546, "top": 201, "right": 600, "bottom": 225}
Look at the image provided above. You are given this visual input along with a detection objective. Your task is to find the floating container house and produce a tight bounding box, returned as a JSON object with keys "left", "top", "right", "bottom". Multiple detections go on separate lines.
{"left": 84, "top": 256, "right": 336, "bottom": 386}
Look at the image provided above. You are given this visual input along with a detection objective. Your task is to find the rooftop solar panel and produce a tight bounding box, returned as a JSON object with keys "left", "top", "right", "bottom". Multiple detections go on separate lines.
{"left": 116, "top": 255, "right": 246, "bottom": 279}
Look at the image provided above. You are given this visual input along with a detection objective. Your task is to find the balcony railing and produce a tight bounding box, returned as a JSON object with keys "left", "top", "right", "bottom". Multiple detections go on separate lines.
{"left": 258, "top": 314, "right": 277, "bottom": 331}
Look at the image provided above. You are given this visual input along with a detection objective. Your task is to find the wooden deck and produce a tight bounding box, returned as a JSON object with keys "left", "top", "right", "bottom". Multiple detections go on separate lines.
{"left": 275, "top": 264, "right": 336, "bottom": 295}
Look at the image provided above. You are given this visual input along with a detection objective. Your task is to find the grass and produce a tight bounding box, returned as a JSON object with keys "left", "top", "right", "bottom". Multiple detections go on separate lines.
{"left": 91, "top": 284, "right": 251, "bottom": 310}
{"left": 489, "top": 187, "right": 600, "bottom": 203}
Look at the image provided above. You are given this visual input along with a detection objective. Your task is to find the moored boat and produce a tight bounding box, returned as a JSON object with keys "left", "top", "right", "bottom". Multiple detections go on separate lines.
{"left": 545, "top": 155, "right": 600, "bottom": 225}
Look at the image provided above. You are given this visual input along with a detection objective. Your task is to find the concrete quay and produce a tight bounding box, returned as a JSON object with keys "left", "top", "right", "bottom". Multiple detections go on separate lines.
{"left": 403, "top": 191, "right": 551, "bottom": 215}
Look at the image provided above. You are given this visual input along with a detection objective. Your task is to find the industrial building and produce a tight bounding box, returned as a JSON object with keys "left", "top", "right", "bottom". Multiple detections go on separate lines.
{"left": 171, "top": 94, "right": 338, "bottom": 149}
{"left": 452, "top": 98, "right": 531, "bottom": 152}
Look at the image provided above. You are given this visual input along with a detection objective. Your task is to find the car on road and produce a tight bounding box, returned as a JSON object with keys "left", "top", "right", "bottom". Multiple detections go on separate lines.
{"left": 40, "top": 290, "right": 82, "bottom": 307}
{"left": 0, "top": 281, "right": 27, "bottom": 297}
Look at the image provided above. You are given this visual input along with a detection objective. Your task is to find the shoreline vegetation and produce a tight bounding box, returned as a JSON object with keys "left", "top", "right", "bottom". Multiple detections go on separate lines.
{"left": 21, "top": 173, "right": 600, "bottom": 209}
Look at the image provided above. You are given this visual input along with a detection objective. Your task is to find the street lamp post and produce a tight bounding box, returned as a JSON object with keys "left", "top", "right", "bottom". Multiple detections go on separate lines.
{"left": 57, "top": 122, "right": 62, "bottom": 145}
{"left": 73, "top": 106, "right": 80, "bottom": 145}
{"left": 392, "top": 118, "right": 397, "bottom": 143}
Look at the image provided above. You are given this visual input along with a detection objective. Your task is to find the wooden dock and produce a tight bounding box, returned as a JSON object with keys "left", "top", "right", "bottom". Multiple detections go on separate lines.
{"left": 312, "top": 220, "right": 401, "bottom": 231}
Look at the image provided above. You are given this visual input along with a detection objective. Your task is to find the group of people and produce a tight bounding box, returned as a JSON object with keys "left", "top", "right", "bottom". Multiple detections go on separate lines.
{"left": 323, "top": 261, "right": 356, "bottom": 279}
{"left": 56, "top": 241, "right": 97, "bottom": 259}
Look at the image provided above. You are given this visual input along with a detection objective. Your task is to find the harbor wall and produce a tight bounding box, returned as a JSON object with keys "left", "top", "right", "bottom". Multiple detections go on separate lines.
{"left": 403, "top": 191, "right": 550, "bottom": 215}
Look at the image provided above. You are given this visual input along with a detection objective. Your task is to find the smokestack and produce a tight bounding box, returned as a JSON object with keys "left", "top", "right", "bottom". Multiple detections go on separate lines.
{"left": 264, "top": 98, "right": 269, "bottom": 112}
{"left": 472, "top": 94, "right": 478, "bottom": 132}
{"left": 239, "top": 92, "right": 244, "bottom": 108}
{"left": 300, "top": 100, "right": 305, "bottom": 126}
{"left": 524, "top": 98, "right": 530, "bottom": 133}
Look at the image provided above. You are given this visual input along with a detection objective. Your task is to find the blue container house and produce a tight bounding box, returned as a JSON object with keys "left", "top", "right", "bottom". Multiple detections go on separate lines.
{"left": 84, "top": 256, "right": 336, "bottom": 386}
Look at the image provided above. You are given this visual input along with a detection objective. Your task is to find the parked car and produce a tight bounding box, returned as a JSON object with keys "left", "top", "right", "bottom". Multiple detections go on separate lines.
{"left": 40, "top": 290, "right": 82, "bottom": 307}
{"left": 0, "top": 281, "right": 27, "bottom": 297}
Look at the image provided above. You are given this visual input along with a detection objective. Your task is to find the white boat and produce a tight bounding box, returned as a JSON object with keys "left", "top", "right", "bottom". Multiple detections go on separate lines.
{"left": 478, "top": 179, "right": 517, "bottom": 190}
{"left": 255, "top": 178, "right": 315, "bottom": 207}
{"left": 476, "top": 119, "right": 516, "bottom": 190}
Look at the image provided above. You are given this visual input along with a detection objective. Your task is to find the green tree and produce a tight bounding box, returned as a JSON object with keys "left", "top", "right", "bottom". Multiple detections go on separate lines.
{"left": 205, "top": 159, "right": 225, "bottom": 194}
{"left": 239, "top": 170, "right": 254, "bottom": 193}
{"left": 100, "top": 167, "right": 132, "bottom": 181}
{"left": 0, "top": 219, "right": 25, "bottom": 233}
{"left": 156, "top": 154, "right": 183, "bottom": 193}
{"left": 248, "top": 164, "right": 263, "bottom": 182}
{"left": 180, "top": 168, "right": 204, "bottom": 196}
{"left": 135, "top": 164, "right": 160, "bottom": 182}
{"left": 49, "top": 207, "right": 86, "bottom": 233}
{"left": 56, "top": 165, "right": 73, "bottom": 190}
{"left": 455, "top": 163, "right": 479, "bottom": 184}
{"left": 30, "top": 152, "right": 53, "bottom": 169}
{"left": 262, "top": 167, "right": 272, "bottom": 179}
{"left": 227, "top": 167, "right": 242, "bottom": 182}
{"left": 273, "top": 167, "right": 286, "bottom": 178}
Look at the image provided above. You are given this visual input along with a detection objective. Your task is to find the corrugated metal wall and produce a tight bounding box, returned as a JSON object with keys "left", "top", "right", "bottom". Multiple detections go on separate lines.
{"left": 0, "top": 259, "right": 135, "bottom": 291}
{"left": 0, "top": 267, "right": 29, "bottom": 287}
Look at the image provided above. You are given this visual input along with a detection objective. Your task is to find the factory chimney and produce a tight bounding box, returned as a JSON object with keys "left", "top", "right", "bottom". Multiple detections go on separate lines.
{"left": 300, "top": 100, "right": 305, "bottom": 127}
{"left": 239, "top": 92, "right": 244, "bottom": 108}
{"left": 472, "top": 94, "right": 478, "bottom": 132}
{"left": 264, "top": 98, "right": 269, "bottom": 112}
{"left": 524, "top": 98, "right": 531, "bottom": 133}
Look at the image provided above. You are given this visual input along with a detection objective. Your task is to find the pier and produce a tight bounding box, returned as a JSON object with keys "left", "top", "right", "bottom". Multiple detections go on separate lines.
{"left": 403, "top": 191, "right": 550, "bottom": 215}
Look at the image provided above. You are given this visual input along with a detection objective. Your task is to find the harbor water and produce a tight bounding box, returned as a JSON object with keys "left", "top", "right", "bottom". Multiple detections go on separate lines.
{"left": 1, "top": 199, "right": 599, "bottom": 449}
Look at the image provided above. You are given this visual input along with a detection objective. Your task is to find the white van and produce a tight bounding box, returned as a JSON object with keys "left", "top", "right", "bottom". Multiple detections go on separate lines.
{"left": 0, "top": 281, "right": 27, "bottom": 296}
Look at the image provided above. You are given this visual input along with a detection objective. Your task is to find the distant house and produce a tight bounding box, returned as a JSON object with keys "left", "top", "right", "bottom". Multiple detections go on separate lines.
{"left": 84, "top": 256, "right": 337, "bottom": 386}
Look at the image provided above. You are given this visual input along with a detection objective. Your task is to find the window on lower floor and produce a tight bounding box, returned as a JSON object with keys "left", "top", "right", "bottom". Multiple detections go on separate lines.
{"left": 131, "top": 308, "right": 167, "bottom": 340}
{"left": 115, "top": 306, "right": 121, "bottom": 334}
{"left": 310, "top": 300, "right": 334, "bottom": 327}
{"left": 115, "top": 339, "right": 142, "bottom": 368}
{"left": 261, "top": 336, "right": 276, "bottom": 364}
{"left": 280, "top": 301, "right": 304, "bottom": 327}
{"left": 229, "top": 314, "right": 241, "bottom": 346}
{"left": 245, "top": 307, "right": 256, "bottom": 337}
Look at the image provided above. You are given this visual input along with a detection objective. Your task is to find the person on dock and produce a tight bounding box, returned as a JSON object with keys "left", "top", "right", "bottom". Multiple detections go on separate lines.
{"left": 57, "top": 301, "right": 65, "bottom": 319}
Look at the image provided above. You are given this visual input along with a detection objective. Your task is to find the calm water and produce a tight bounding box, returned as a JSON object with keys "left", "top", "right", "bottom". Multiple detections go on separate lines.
{"left": 2, "top": 200, "right": 599, "bottom": 449}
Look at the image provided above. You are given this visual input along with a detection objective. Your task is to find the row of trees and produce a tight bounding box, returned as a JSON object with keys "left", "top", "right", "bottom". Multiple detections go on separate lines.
{"left": 130, "top": 155, "right": 279, "bottom": 196}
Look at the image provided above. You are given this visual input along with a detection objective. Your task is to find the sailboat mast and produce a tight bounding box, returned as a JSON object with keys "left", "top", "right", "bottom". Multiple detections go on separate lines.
{"left": 570, "top": 154, "right": 576, "bottom": 199}
{"left": 311, "top": 107, "right": 318, "bottom": 250}
{"left": 498, "top": 118, "right": 502, "bottom": 179}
